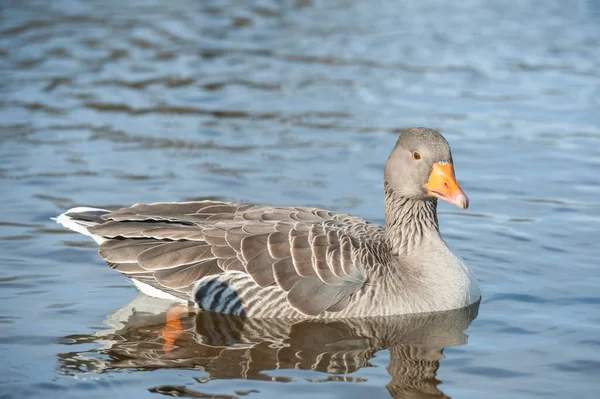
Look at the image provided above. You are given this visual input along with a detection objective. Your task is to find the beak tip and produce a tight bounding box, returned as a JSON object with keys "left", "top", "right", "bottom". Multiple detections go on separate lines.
{"left": 456, "top": 193, "right": 469, "bottom": 209}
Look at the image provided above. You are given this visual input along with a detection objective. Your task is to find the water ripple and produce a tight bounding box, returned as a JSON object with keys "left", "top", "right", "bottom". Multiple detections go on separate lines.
{"left": 1, "top": 0, "right": 600, "bottom": 398}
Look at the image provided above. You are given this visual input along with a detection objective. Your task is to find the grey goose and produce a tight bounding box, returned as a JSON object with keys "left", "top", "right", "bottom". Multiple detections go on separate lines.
{"left": 54, "top": 127, "right": 481, "bottom": 318}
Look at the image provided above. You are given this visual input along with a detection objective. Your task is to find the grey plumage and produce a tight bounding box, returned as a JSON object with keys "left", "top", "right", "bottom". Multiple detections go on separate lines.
{"left": 55, "top": 128, "right": 481, "bottom": 318}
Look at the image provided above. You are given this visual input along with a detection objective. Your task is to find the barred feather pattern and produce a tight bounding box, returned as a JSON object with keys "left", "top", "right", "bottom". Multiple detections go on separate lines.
{"left": 383, "top": 181, "right": 439, "bottom": 255}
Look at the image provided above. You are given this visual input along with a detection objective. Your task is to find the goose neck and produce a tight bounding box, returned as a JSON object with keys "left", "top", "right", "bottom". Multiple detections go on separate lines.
{"left": 384, "top": 183, "right": 440, "bottom": 255}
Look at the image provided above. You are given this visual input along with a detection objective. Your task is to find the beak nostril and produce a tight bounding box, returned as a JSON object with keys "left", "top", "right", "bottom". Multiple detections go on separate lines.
{"left": 444, "top": 181, "right": 450, "bottom": 190}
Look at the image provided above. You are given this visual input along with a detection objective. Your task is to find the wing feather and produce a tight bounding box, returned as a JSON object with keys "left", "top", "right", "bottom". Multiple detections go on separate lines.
{"left": 290, "top": 234, "right": 315, "bottom": 277}
{"left": 137, "top": 241, "right": 213, "bottom": 271}
{"left": 195, "top": 204, "right": 239, "bottom": 215}
{"left": 240, "top": 233, "right": 270, "bottom": 262}
{"left": 99, "top": 239, "right": 157, "bottom": 263}
{"left": 273, "top": 257, "right": 302, "bottom": 291}
{"left": 221, "top": 257, "right": 245, "bottom": 272}
{"left": 224, "top": 226, "right": 244, "bottom": 252}
{"left": 311, "top": 234, "right": 345, "bottom": 285}
{"left": 90, "top": 221, "right": 180, "bottom": 238}
{"left": 154, "top": 258, "right": 221, "bottom": 288}
{"left": 267, "top": 232, "right": 290, "bottom": 259}
{"left": 107, "top": 261, "right": 148, "bottom": 274}
{"left": 211, "top": 245, "right": 237, "bottom": 258}
{"left": 140, "top": 226, "right": 206, "bottom": 241}
{"left": 246, "top": 251, "right": 277, "bottom": 286}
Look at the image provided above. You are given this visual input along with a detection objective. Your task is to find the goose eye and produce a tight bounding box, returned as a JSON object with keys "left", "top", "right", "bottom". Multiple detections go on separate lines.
{"left": 412, "top": 151, "right": 421, "bottom": 160}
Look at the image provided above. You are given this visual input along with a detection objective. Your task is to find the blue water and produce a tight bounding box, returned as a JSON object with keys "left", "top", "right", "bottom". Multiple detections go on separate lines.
{"left": 1, "top": 0, "right": 600, "bottom": 398}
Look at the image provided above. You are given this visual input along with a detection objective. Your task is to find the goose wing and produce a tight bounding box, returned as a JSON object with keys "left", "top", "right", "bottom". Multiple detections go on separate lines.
{"left": 86, "top": 201, "right": 381, "bottom": 316}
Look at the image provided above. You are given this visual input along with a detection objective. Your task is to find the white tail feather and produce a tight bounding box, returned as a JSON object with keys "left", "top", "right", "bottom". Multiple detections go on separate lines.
{"left": 131, "top": 279, "right": 184, "bottom": 302}
{"left": 53, "top": 206, "right": 110, "bottom": 244}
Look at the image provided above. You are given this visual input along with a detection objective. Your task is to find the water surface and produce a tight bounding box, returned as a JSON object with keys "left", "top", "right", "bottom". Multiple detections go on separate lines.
{"left": 1, "top": 0, "right": 600, "bottom": 398}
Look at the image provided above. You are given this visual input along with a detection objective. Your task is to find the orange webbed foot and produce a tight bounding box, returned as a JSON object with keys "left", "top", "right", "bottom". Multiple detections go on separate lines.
{"left": 159, "top": 305, "right": 188, "bottom": 353}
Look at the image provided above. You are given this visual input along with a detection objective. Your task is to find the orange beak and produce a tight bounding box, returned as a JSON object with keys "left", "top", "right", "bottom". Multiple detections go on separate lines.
{"left": 424, "top": 163, "right": 469, "bottom": 209}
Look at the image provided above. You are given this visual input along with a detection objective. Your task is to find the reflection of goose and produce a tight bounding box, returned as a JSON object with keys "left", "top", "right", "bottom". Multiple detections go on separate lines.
{"left": 54, "top": 128, "right": 480, "bottom": 318}
{"left": 59, "top": 296, "right": 479, "bottom": 398}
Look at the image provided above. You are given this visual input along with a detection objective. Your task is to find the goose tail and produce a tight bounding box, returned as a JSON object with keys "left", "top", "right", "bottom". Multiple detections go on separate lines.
{"left": 53, "top": 207, "right": 110, "bottom": 244}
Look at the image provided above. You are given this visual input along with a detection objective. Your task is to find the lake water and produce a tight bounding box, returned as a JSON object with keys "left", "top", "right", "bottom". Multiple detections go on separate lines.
{"left": 1, "top": 0, "right": 600, "bottom": 398}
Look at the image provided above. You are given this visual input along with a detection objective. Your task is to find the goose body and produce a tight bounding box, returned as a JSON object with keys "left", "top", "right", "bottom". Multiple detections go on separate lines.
{"left": 55, "top": 128, "right": 480, "bottom": 318}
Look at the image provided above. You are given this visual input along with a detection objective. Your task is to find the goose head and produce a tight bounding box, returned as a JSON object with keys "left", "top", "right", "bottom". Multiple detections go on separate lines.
{"left": 384, "top": 127, "right": 469, "bottom": 209}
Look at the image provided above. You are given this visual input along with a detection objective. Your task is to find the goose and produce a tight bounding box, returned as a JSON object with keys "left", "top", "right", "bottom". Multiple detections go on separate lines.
{"left": 54, "top": 127, "right": 480, "bottom": 318}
